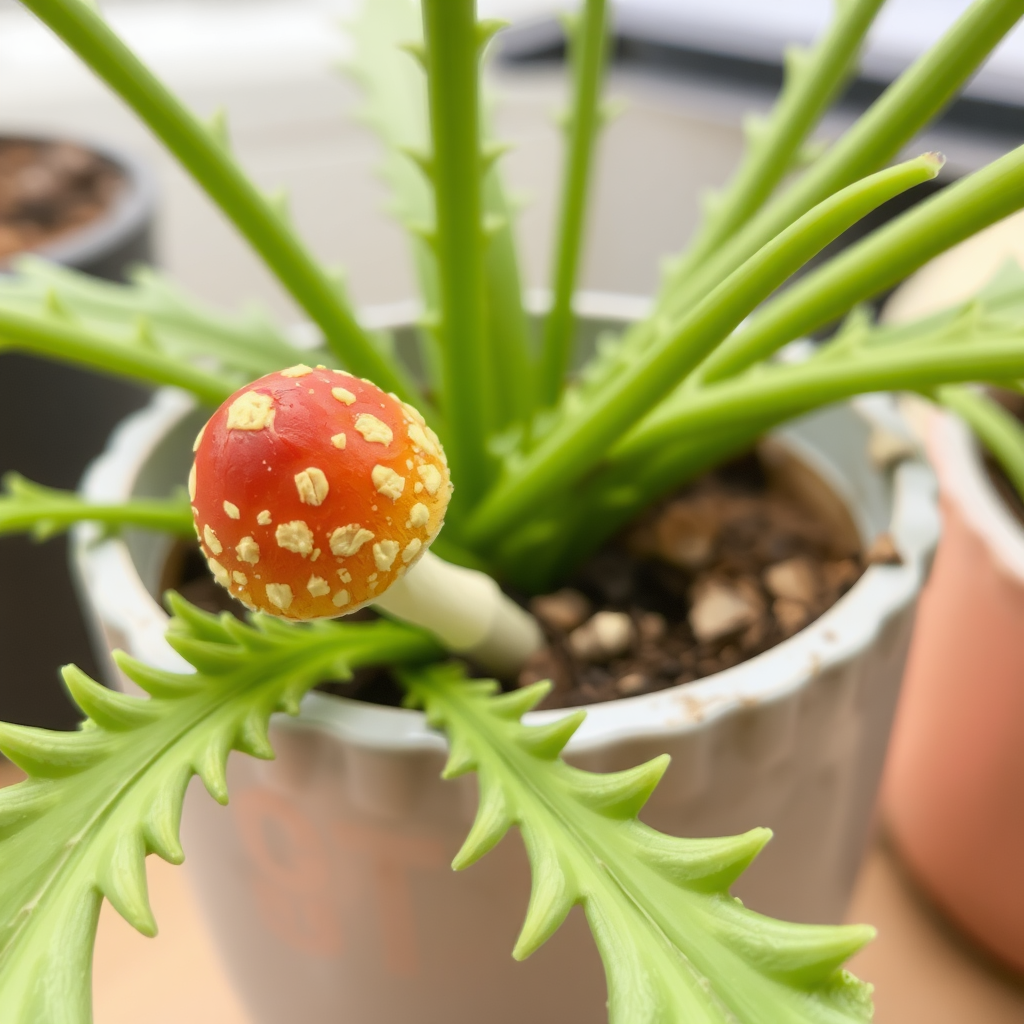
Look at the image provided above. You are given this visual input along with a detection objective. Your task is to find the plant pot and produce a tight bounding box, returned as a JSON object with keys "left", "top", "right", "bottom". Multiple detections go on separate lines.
{"left": 72, "top": 298, "right": 938, "bottom": 1024}
{"left": 0, "top": 133, "right": 156, "bottom": 730}
{"left": 882, "top": 407, "right": 1024, "bottom": 974}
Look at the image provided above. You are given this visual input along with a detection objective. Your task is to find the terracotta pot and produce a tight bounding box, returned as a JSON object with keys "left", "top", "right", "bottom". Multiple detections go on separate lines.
{"left": 72, "top": 298, "right": 939, "bottom": 1024}
{"left": 883, "top": 408, "right": 1024, "bottom": 972}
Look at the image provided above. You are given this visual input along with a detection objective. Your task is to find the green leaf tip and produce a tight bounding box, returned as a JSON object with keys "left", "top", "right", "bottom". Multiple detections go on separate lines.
{"left": 403, "top": 665, "right": 875, "bottom": 1023}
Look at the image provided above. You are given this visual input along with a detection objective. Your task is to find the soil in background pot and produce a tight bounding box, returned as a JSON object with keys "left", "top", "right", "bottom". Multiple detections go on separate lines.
{"left": 983, "top": 388, "right": 1024, "bottom": 526}
{"left": 164, "top": 444, "right": 898, "bottom": 710}
{"left": 0, "top": 139, "right": 125, "bottom": 264}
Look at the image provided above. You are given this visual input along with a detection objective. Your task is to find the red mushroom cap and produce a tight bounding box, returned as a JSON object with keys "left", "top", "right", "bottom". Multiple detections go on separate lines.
{"left": 190, "top": 364, "right": 451, "bottom": 620}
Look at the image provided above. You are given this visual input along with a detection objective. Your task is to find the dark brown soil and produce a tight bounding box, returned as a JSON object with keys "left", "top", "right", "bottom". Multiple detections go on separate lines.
{"left": 164, "top": 447, "right": 890, "bottom": 710}
{"left": 0, "top": 139, "right": 124, "bottom": 264}
{"left": 983, "top": 389, "right": 1024, "bottom": 527}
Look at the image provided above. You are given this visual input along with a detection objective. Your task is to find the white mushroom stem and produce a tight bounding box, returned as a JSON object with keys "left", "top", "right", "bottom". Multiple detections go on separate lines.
{"left": 373, "top": 551, "right": 543, "bottom": 677}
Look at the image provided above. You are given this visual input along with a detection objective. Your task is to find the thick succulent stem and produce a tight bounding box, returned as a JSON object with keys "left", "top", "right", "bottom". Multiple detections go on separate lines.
{"left": 538, "top": 0, "right": 610, "bottom": 407}
{"left": 420, "top": 0, "right": 495, "bottom": 506}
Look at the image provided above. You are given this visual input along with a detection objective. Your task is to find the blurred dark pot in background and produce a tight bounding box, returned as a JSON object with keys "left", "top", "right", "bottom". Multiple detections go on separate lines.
{"left": 0, "top": 134, "right": 155, "bottom": 729}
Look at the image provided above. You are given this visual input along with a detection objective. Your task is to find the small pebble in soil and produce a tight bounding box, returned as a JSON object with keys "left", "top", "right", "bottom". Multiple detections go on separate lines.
{"left": 568, "top": 611, "right": 635, "bottom": 662}
{"left": 763, "top": 556, "right": 820, "bottom": 605}
{"left": 616, "top": 672, "right": 647, "bottom": 696}
{"left": 688, "top": 577, "right": 763, "bottom": 643}
{"left": 529, "top": 588, "right": 591, "bottom": 633}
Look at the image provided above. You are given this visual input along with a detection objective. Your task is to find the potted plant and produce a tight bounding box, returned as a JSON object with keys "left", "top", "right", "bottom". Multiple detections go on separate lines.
{"left": 881, "top": 231, "right": 1024, "bottom": 974}
{"left": 0, "top": 132, "right": 156, "bottom": 732}
{"left": 5, "top": 0, "right": 1024, "bottom": 1021}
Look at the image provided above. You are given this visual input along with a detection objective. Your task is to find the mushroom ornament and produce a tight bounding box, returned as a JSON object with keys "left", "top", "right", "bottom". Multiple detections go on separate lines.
{"left": 190, "top": 364, "right": 541, "bottom": 675}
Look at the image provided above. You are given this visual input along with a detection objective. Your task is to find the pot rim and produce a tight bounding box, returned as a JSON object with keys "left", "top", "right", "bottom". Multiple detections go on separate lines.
{"left": 925, "top": 405, "right": 1024, "bottom": 583}
{"left": 73, "top": 294, "right": 939, "bottom": 755}
{"left": 0, "top": 131, "right": 156, "bottom": 272}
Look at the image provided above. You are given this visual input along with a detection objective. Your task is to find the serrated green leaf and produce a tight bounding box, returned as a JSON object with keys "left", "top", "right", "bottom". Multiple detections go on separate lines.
{"left": 402, "top": 664, "right": 875, "bottom": 1024}
{"left": 0, "top": 601, "right": 441, "bottom": 1023}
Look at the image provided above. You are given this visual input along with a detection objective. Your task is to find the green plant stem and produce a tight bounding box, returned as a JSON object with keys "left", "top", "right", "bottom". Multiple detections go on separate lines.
{"left": 938, "top": 384, "right": 1024, "bottom": 498}
{"left": 19, "top": 0, "right": 421, "bottom": 405}
{"left": 659, "top": 0, "right": 1024, "bottom": 320}
{"left": 663, "top": 0, "right": 885, "bottom": 294}
{"left": 618, "top": 340, "right": 1024, "bottom": 461}
{"left": 699, "top": 141, "right": 1024, "bottom": 383}
{"left": 483, "top": 169, "right": 536, "bottom": 428}
{"left": 464, "top": 154, "right": 941, "bottom": 547}
{"left": 421, "top": 0, "right": 494, "bottom": 504}
{"left": 0, "top": 474, "right": 194, "bottom": 540}
{"left": 0, "top": 306, "right": 233, "bottom": 406}
{"left": 538, "top": 0, "right": 610, "bottom": 406}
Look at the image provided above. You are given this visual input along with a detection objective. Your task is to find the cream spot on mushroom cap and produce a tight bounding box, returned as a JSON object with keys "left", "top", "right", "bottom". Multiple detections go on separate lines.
{"left": 257, "top": 510, "right": 272, "bottom": 526}
{"left": 337, "top": 568, "right": 352, "bottom": 584}
{"left": 188, "top": 462, "right": 197, "bottom": 501}
{"left": 331, "top": 387, "right": 356, "bottom": 406}
{"left": 414, "top": 482, "right": 423, "bottom": 493}
{"left": 329, "top": 524, "right": 374, "bottom": 557}
{"left": 207, "top": 557, "right": 229, "bottom": 584}
{"left": 294, "top": 467, "right": 329, "bottom": 506}
{"left": 307, "top": 575, "right": 331, "bottom": 597}
{"left": 402, "top": 538, "right": 422, "bottom": 563}
{"left": 193, "top": 423, "right": 206, "bottom": 452}
{"left": 232, "top": 571, "right": 248, "bottom": 586}
{"left": 236, "top": 535, "right": 261, "bottom": 564}
{"left": 332, "top": 589, "right": 351, "bottom": 607}
{"left": 223, "top": 500, "right": 240, "bottom": 520}
{"left": 401, "top": 401, "right": 426, "bottom": 426}
{"left": 331, "top": 432, "right": 347, "bottom": 449}
{"left": 203, "top": 525, "right": 223, "bottom": 555}
{"left": 276, "top": 520, "right": 314, "bottom": 555}
{"left": 406, "top": 502, "right": 430, "bottom": 529}
{"left": 372, "top": 540, "right": 400, "bottom": 572}
{"left": 266, "top": 583, "right": 293, "bottom": 610}
{"left": 355, "top": 414, "right": 393, "bottom": 446}
{"left": 426, "top": 427, "right": 446, "bottom": 466}
{"left": 280, "top": 364, "right": 313, "bottom": 377}
{"left": 372, "top": 465, "right": 405, "bottom": 501}
{"left": 416, "top": 463, "right": 443, "bottom": 496}
{"left": 407, "top": 422, "right": 438, "bottom": 456}
{"left": 227, "top": 391, "right": 275, "bottom": 431}
{"left": 311, "top": 548, "right": 321, "bottom": 562}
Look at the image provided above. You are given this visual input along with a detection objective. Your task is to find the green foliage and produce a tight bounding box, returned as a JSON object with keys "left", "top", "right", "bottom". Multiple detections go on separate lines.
{"left": 938, "top": 384, "right": 1024, "bottom": 500}
{"left": 0, "top": 473, "right": 194, "bottom": 540}
{"left": 663, "top": 0, "right": 886, "bottom": 296}
{"left": 2, "top": 257, "right": 305, "bottom": 382}
{"left": 19, "top": 0, "right": 422, "bottom": 405}
{"left": 464, "top": 154, "right": 945, "bottom": 550}
{"left": 0, "top": 595, "right": 440, "bottom": 1023}
{"left": 402, "top": 664, "right": 875, "bottom": 1024}
{"left": 538, "top": 0, "right": 611, "bottom": 405}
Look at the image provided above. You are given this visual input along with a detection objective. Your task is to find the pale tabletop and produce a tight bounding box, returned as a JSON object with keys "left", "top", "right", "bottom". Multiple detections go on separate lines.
{"left": 1, "top": 763, "right": 1021, "bottom": 1022}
